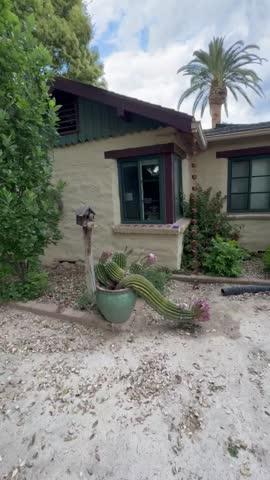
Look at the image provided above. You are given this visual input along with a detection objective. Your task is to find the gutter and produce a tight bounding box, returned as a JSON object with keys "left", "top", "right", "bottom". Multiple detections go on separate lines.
{"left": 206, "top": 127, "right": 270, "bottom": 142}
{"left": 192, "top": 120, "right": 207, "bottom": 150}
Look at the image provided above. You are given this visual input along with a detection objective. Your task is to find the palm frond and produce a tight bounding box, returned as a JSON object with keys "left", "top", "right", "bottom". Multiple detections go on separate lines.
{"left": 177, "top": 36, "right": 266, "bottom": 120}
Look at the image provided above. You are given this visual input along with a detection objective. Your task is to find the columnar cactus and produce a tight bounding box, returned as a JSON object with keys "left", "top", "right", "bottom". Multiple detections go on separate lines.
{"left": 104, "top": 261, "right": 125, "bottom": 283}
{"left": 112, "top": 251, "right": 128, "bottom": 269}
{"left": 120, "top": 274, "right": 195, "bottom": 321}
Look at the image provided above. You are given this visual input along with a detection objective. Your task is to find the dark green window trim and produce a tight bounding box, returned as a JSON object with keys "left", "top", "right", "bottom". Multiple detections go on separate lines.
{"left": 228, "top": 155, "right": 270, "bottom": 213}
{"left": 118, "top": 155, "right": 165, "bottom": 224}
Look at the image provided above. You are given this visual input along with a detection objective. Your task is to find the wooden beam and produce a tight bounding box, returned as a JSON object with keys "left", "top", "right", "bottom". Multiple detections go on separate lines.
{"left": 104, "top": 143, "right": 184, "bottom": 160}
{"left": 216, "top": 146, "right": 270, "bottom": 158}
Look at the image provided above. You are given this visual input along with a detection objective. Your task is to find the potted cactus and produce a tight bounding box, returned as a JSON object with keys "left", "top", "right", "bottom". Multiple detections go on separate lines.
{"left": 95, "top": 250, "right": 210, "bottom": 325}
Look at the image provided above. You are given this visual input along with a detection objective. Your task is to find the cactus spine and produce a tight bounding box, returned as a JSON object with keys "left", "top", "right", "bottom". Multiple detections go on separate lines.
{"left": 104, "top": 261, "right": 125, "bottom": 283}
{"left": 112, "top": 251, "right": 128, "bottom": 269}
{"left": 120, "top": 274, "right": 194, "bottom": 321}
{"left": 129, "top": 262, "right": 144, "bottom": 274}
{"left": 95, "top": 263, "right": 112, "bottom": 288}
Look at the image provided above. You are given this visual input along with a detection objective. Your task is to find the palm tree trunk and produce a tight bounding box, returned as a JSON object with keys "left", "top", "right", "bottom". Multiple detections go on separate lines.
{"left": 209, "top": 82, "right": 227, "bottom": 128}
{"left": 209, "top": 102, "right": 222, "bottom": 128}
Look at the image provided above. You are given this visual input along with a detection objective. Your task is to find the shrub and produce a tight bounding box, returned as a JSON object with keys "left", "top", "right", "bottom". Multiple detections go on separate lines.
{"left": 142, "top": 266, "right": 172, "bottom": 293}
{"left": 0, "top": 2, "right": 63, "bottom": 298}
{"left": 262, "top": 247, "right": 270, "bottom": 272}
{"left": 202, "top": 236, "right": 245, "bottom": 277}
{"left": 0, "top": 269, "right": 48, "bottom": 301}
{"left": 182, "top": 187, "right": 240, "bottom": 270}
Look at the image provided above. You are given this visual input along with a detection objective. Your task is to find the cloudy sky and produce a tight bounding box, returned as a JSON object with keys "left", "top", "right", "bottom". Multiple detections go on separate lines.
{"left": 87, "top": 0, "right": 270, "bottom": 128}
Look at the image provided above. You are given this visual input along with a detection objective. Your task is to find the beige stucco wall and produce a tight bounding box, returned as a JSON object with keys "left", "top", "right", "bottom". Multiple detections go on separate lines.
{"left": 196, "top": 136, "right": 270, "bottom": 251}
{"left": 45, "top": 127, "right": 191, "bottom": 268}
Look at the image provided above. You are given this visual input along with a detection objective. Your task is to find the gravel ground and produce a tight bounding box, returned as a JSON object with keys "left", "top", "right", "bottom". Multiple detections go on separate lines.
{"left": 40, "top": 256, "right": 267, "bottom": 309}
{"left": 0, "top": 282, "right": 270, "bottom": 479}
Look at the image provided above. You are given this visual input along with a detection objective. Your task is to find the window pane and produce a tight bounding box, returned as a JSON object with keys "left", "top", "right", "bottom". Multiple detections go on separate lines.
{"left": 232, "top": 161, "right": 249, "bottom": 177}
{"left": 121, "top": 164, "right": 140, "bottom": 221}
{"left": 252, "top": 158, "right": 270, "bottom": 176}
{"left": 250, "top": 193, "right": 270, "bottom": 210}
{"left": 141, "top": 160, "right": 161, "bottom": 221}
{"left": 230, "top": 194, "right": 249, "bottom": 210}
{"left": 251, "top": 176, "right": 270, "bottom": 193}
{"left": 231, "top": 178, "right": 249, "bottom": 193}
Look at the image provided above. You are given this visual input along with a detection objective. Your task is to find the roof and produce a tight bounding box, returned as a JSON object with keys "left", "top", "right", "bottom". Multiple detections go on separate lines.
{"left": 53, "top": 77, "right": 193, "bottom": 134}
{"left": 205, "top": 121, "right": 270, "bottom": 137}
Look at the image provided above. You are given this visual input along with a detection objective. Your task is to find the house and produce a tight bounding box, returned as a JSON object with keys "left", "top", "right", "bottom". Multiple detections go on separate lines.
{"left": 45, "top": 78, "right": 270, "bottom": 268}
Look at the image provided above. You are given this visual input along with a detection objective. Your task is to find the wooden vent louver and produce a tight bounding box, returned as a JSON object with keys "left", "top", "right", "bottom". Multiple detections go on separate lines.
{"left": 58, "top": 99, "right": 79, "bottom": 135}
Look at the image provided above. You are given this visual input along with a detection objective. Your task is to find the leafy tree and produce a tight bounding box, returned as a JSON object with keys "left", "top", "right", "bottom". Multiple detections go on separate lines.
{"left": 177, "top": 37, "right": 265, "bottom": 127}
{"left": 13, "top": 0, "right": 105, "bottom": 85}
{"left": 0, "top": 0, "right": 62, "bottom": 296}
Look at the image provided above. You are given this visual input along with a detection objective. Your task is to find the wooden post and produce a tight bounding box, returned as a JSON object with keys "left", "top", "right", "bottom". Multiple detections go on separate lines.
{"left": 76, "top": 206, "right": 96, "bottom": 300}
{"left": 82, "top": 221, "right": 96, "bottom": 298}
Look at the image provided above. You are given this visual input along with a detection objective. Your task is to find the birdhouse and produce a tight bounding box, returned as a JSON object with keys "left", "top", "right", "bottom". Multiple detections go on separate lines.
{"left": 76, "top": 206, "right": 95, "bottom": 226}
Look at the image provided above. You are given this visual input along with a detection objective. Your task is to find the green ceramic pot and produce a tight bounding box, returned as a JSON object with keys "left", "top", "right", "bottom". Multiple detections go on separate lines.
{"left": 96, "top": 285, "right": 137, "bottom": 323}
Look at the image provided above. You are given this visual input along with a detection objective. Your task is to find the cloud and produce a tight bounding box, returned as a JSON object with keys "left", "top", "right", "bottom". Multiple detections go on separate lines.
{"left": 87, "top": 0, "right": 270, "bottom": 127}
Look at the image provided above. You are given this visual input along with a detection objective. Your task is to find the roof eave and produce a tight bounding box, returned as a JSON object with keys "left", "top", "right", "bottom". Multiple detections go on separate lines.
{"left": 206, "top": 128, "right": 270, "bottom": 142}
{"left": 192, "top": 120, "right": 207, "bottom": 150}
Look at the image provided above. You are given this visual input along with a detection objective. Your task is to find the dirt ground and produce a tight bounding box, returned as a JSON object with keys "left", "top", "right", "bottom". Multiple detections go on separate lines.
{"left": 0, "top": 282, "right": 270, "bottom": 480}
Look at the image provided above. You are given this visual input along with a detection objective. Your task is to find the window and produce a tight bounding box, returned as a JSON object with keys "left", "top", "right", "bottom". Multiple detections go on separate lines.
{"left": 118, "top": 156, "right": 165, "bottom": 223}
{"left": 54, "top": 91, "right": 79, "bottom": 136}
{"left": 174, "top": 155, "right": 183, "bottom": 219}
{"left": 228, "top": 156, "right": 270, "bottom": 212}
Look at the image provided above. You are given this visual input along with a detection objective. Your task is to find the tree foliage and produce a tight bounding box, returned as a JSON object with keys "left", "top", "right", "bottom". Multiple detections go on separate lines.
{"left": 0, "top": 0, "right": 62, "bottom": 293}
{"left": 13, "top": 0, "right": 105, "bottom": 85}
{"left": 177, "top": 37, "right": 265, "bottom": 120}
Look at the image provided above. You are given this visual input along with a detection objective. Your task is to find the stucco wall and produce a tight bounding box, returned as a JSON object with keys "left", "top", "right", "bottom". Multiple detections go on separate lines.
{"left": 45, "top": 127, "right": 190, "bottom": 267}
{"left": 196, "top": 136, "right": 270, "bottom": 251}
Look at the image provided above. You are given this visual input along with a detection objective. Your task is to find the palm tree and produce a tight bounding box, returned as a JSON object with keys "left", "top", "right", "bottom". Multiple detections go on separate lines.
{"left": 177, "top": 37, "right": 265, "bottom": 128}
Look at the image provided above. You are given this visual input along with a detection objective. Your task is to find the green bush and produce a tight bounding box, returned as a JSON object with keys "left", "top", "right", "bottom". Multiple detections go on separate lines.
{"left": 262, "top": 247, "right": 270, "bottom": 272}
{"left": 182, "top": 187, "right": 240, "bottom": 270}
{"left": 202, "top": 236, "right": 245, "bottom": 277}
{"left": 142, "top": 266, "right": 172, "bottom": 293}
{"left": 0, "top": 2, "right": 63, "bottom": 299}
{"left": 0, "top": 269, "right": 48, "bottom": 301}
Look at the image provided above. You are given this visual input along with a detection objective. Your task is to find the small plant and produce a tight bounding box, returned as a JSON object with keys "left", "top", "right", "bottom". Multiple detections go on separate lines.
{"left": 262, "top": 246, "right": 270, "bottom": 272}
{"left": 76, "top": 290, "right": 95, "bottom": 311}
{"left": 142, "top": 266, "right": 171, "bottom": 293}
{"left": 203, "top": 236, "right": 245, "bottom": 277}
{"left": 182, "top": 187, "right": 240, "bottom": 271}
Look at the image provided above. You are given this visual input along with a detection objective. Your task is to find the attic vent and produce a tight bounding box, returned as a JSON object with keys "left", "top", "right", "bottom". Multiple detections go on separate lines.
{"left": 54, "top": 90, "right": 79, "bottom": 136}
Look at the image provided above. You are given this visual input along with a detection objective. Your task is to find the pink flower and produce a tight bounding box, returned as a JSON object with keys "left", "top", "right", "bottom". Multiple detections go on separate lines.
{"left": 192, "top": 299, "right": 210, "bottom": 322}
{"left": 145, "top": 253, "right": 157, "bottom": 265}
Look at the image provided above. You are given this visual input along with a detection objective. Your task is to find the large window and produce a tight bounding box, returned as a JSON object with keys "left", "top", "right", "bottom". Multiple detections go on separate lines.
{"left": 118, "top": 156, "right": 165, "bottom": 223}
{"left": 228, "top": 156, "right": 270, "bottom": 212}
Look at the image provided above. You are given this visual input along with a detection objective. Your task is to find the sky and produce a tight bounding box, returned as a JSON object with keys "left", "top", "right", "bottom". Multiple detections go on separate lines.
{"left": 86, "top": 0, "right": 270, "bottom": 128}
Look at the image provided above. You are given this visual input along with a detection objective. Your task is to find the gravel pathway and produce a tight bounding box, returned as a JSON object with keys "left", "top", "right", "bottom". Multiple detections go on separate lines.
{"left": 0, "top": 283, "right": 270, "bottom": 479}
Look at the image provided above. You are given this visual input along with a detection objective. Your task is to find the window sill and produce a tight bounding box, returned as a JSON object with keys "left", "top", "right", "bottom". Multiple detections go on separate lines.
{"left": 112, "top": 218, "right": 190, "bottom": 235}
{"left": 227, "top": 213, "right": 270, "bottom": 220}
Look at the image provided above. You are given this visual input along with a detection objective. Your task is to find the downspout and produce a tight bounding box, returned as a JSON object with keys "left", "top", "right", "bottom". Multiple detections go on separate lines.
{"left": 189, "top": 120, "right": 207, "bottom": 271}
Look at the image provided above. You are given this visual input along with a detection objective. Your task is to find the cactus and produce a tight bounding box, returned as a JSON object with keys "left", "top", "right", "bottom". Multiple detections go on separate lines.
{"left": 95, "top": 263, "right": 113, "bottom": 288}
{"left": 112, "top": 251, "right": 128, "bottom": 269}
{"left": 104, "top": 261, "right": 125, "bottom": 283}
{"left": 120, "top": 274, "right": 194, "bottom": 321}
{"left": 129, "top": 262, "right": 144, "bottom": 274}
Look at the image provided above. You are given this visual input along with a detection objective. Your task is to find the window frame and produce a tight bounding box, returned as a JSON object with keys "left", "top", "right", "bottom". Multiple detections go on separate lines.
{"left": 118, "top": 155, "right": 165, "bottom": 224}
{"left": 227, "top": 155, "right": 270, "bottom": 213}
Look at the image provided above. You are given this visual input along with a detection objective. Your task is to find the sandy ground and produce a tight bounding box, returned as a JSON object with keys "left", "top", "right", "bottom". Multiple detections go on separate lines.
{"left": 0, "top": 282, "right": 270, "bottom": 480}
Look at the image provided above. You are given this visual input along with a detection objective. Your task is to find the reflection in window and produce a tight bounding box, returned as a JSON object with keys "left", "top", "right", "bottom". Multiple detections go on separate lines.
{"left": 228, "top": 156, "right": 270, "bottom": 212}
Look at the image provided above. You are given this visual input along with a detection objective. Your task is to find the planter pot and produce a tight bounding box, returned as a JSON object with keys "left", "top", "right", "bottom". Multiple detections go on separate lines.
{"left": 96, "top": 285, "right": 136, "bottom": 323}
